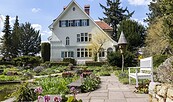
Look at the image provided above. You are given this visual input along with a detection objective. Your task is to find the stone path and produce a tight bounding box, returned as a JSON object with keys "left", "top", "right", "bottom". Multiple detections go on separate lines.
{"left": 76, "top": 74, "right": 149, "bottom": 102}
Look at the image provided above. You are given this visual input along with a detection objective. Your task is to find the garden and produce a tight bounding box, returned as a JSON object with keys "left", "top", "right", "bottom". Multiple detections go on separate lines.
{"left": 0, "top": 52, "right": 172, "bottom": 102}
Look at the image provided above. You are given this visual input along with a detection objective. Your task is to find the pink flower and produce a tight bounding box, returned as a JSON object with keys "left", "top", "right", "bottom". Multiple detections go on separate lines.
{"left": 44, "top": 95, "right": 50, "bottom": 102}
{"left": 37, "top": 96, "right": 43, "bottom": 102}
{"left": 70, "top": 87, "right": 75, "bottom": 92}
{"left": 53, "top": 96, "right": 62, "bottom": 102}
{"left": 80, "top": 74, "right": 83, "bottom": 78}
{"left": 34, "top": 87, "right": 43, "bottom": 94}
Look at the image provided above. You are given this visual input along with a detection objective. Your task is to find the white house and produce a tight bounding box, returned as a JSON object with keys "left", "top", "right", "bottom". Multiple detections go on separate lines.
{"left": 48, "top": 0, "right": 117, "bottom": 64}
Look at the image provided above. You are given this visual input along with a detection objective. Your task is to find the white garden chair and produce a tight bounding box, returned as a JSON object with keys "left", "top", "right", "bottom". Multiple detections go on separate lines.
{"left": 128, "top": 56, "right": 154, "bottom": 87}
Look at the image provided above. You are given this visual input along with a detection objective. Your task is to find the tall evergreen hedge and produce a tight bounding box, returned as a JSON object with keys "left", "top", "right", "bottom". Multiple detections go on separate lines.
{"left": 41, "top": 42, "right": 50, "bottom": 62}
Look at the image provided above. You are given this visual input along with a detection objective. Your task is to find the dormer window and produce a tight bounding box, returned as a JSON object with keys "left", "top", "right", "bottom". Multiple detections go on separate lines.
{"left": 66, "top": 37, "right": 70, "bottom": 45}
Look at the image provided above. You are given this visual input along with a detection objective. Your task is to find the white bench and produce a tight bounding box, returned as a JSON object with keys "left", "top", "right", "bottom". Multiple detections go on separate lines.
{"left": 128, "top": 56, "right": 154, "bottom": 87}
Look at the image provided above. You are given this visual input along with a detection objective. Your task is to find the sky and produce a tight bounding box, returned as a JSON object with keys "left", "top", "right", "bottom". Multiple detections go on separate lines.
{"left": 0, "top": 0, "right": 152, "bottom": 42}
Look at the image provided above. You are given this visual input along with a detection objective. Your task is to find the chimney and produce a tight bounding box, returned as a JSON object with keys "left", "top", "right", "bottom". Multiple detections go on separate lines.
{"left": 63, "top": 6, "right": 67, "bottom": 10}
{"left": 84, "top": 5, "right": 90, "bottom": 15}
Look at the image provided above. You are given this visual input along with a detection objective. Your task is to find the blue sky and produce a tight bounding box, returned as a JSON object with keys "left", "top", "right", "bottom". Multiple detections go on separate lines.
{"left": 0, "top": 0, "right": 151, "bottom": 42}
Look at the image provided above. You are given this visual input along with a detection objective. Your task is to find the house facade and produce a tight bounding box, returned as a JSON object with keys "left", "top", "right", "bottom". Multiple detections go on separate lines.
{"left": 48, "top": 0, "right": 117, "bottom": 64}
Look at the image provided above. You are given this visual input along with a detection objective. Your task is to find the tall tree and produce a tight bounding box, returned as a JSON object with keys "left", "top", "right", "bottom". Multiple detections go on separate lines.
{"left": 18, "top": 22, "right": 41, "bottom": 56}
{"left": 99, "top": 0, "right": 134, "bottom": 41}
{"left": 11, "top": 16, "right": 20, "bottom": 57}
{"left": 117, "top": 19, "right": 146, "bottom": 52}
{"left": 1, "top": 15, "right": 12, "bottom": 59}
{"left": 144, "top": 0, "right": 173, "bottom": 55}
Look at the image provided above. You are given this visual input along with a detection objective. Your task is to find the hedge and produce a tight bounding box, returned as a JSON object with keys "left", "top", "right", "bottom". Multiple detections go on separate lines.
{"left": 85, "top": 61, "right": 107, "bottom": 66}
{"left": 50, "top": 62, "right": 69, "bottom": 67}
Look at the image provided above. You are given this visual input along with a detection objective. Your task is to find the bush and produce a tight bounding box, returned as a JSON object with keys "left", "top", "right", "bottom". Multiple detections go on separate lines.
{"left": 63, "top": 58, "right": 76, "bottom": 65}
{"left": 41, "top": 42, "right": 50, "bottom": 62}
{"left": 107, "top": 51, "right": 137, "bottom": 67}
{"left": 13, "top": 56, "right": 41, "bottom": 67}
{"left": 81, "top": 75, "right": 101, "bottom": 92}
{"left": 153, "top": 55, "right": 168, "bottom": 68}
{"left": 11, "top": 83, "right": 37, "bottom": 101}
{"left": 85, "top": 61, "right": 107, "bottom": 66}
{"left": 50, "top": 62, "right": 69, "bottom": 67}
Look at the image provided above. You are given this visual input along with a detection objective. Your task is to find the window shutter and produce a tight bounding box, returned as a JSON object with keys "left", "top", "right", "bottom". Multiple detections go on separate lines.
{"left": 66, "top": 20, "right": 68, "bottom": 27}
{"left": 80, "top": 19, "right": 82, "bottom": 26}
{"left": 59, "top": 20, "right": 62, "bottom": 27}
{"left": 87, "top": 19, "right": 89, "bottom": 26}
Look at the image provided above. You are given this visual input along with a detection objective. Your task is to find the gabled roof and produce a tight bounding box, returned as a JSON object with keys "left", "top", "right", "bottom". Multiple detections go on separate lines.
{"left": 49, "top": 0, "right": 117, "bottom": 45}
{"left": 95, "top": 21, "right": 113, "bottom": 30}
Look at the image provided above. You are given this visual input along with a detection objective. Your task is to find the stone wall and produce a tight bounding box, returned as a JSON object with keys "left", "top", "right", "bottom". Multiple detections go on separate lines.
{"left": 149, "top": 82, "right": 173, "bottom": 102}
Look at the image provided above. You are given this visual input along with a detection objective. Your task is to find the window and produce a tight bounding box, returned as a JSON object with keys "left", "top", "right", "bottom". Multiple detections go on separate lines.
{"left": 107, "top": 48, "right": 113, "bottom": 54}
{"left": 82, "top": 19, "right": 87, "bottom": 26}
{"left": 61, "top": 51, "right": 74, "bottom": 58}
{"left": 81, "top": 33, "right": 84, "bottom": 42}
{"left": 77, "top": 49, "right": 80, "bottom": 57}
{"left": 77, "top": 48, "right": 92, "bottom": 58}
{"left": 99, "top": 48, "right": 105, "bottom": 57}
{"left": 73, "top": 7, "right": 75, "bottom": 11}
{"left": 89, "top": 34, "right": 92, "bottom": 41}
{"left": 66, "top": 37, "right": 70, "bottom": 45}
{"left": 68, "top": 20, "right": 73, "bottom": 27}
{"left": 77, "top": 33, "right": 91, "bottom": 42}
{"left": 61, "top": 20, "right": 66, "bottom": 27}
{"left": 59, "top": 19, "right": 89, "bottom": 27}
{"left": 75, "top": 20, "right": 80, "bottom": 26}
{"left": 77, "top": 34, "right": 80, "bottom": 42}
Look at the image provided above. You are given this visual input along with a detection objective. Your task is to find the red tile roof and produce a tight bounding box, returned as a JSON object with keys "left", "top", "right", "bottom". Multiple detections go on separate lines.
{"left": 95, "top": 21, "right": 113, "bottom": 30}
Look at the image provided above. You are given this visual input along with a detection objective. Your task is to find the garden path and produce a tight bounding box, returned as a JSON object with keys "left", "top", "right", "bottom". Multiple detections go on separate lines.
{"left": 76, "top": 74, "right": 149, "bottom": 102}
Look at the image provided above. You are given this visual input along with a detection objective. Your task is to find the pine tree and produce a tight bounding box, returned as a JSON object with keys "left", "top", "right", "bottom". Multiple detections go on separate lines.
{"left": 11, "top": 16, "right": 20, "bottom": 57}
{"left": 1, "top": 15, "right": 12, "bottom": 59}
{"left": 99, "top": 0, "right": 134, "bottom": 41}
{"left": 18, "top": 22, "right": 41, "bottom": 56}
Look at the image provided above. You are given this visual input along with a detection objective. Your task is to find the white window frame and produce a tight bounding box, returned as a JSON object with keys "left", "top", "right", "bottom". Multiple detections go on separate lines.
{"left": 61, "top": 20, "right": 66, "bottom": 27}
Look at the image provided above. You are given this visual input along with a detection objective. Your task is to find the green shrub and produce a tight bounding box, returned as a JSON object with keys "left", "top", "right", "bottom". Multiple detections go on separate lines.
{"left": 85, "top": 61, "right": 107, "bottom": 66}
{"left": 50, "top": 62, "right": 69, "bottom": 67}
{"left": 63, "top": 58, "right": 76, "bottom": 65}
{"left": 36, "top": 77, "right": 78, "bottom": 95}
{"left": 153, "top": 55, "right": 168, "bottom": 68}
{"left": 81, "top": 76, "right": 101, "bottom": 92}
{"left": 13, "top": 56, "right": 41, "bottom": 67}
{"left": 11, "top": 83, "right": 37, "bottom": 102}
{"left": 99, "top": 71, "right": 110, "bottom": 76}
{"left": 41, "top": 42, "right": 50, "bottom": 62}
{"left": 107, "top": 51, "right": 137, "bottom": 67}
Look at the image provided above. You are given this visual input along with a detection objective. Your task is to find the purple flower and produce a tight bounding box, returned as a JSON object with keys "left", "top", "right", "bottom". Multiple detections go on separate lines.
{"left": 53, "top": 96, "right": 62, "bottom": 102}
{"left": 34, "top": 87, "right": 43, "bottom": 94}
{"left": 44, "top": 95, "right": 50, "bottom": 102}
{"left": 70, "top": 87, "right": 75, "bottom": 92}
{"left": 37, "top": 96, "right": 43, "bottom": 102}
{"left": 80, "top": 74, "right": 83, "bottom": 78}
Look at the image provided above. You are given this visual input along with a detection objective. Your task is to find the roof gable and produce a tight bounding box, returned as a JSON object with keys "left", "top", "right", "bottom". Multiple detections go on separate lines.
{"left": 49, "top": 0, "right": 117, "bottom": 45}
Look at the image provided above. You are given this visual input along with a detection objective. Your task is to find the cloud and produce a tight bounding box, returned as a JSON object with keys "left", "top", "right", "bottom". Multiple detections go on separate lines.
{"left": 31, "top": 24, "right": 42, "bottom": 31}
{"left": 40, "top": 30, "right": 51, "bottom": 36}
{"left": 31, "top": 8, "right": 41, "bottom": 13}
{"left": 128, "top": 0, "right": 152, "bottom": 6}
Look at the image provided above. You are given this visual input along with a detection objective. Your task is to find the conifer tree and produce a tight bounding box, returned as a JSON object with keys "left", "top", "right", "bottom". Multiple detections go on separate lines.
{"left": 1, "top": 15, "right": 12, "bottom": 59}
{"left": 11, "top": 16, "right": 20, "bottom": 57}
{"left": 99, "top": 0, "right": 134, "bottom": 41}
{"left": 18, "top": 22, "right": 41, "bottom": 56}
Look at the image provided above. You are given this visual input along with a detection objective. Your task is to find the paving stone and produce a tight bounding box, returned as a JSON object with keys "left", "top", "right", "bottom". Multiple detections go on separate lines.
{"left": 90, "top": 99, "right": 105, "bottom": 102}
{"left": 89, "top": 92, "right": 108, "bottom": 97}
{"left": 105, "top": 99, "right": 127, "bottom": 102}
{"left": 109, "top": 92, "right": 125, "bottom": 99}
{"left": 126, "top": 98, "right": 148, "bottom": 102}
{"left": 91, "top": 96, "right": 108, "bottom": 100}
{"left": 123, "top": 92, "right": 136, "bottom": 98}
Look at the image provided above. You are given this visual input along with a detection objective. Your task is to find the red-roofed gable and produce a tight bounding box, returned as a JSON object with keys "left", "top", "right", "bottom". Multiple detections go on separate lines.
{"left": 95, "top": 21, "right": 113, "bottom": 30}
